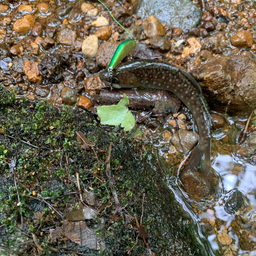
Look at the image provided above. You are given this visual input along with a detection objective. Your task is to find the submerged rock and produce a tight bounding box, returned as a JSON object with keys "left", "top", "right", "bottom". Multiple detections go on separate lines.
{"left": 224, "top": 188, "right": 247, "bottom": 214}
{"left": 135, "top": 0, "right": 202, "bottom": 31}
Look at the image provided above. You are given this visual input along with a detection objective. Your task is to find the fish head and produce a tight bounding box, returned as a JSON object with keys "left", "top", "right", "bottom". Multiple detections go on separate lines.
{"left": 100, "top": 67, "right": 141, "bottom": 89}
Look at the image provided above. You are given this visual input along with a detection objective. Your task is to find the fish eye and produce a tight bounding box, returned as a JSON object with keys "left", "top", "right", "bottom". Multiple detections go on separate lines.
{"left": 112, "top": 77, "right": 119, "bottom": 84}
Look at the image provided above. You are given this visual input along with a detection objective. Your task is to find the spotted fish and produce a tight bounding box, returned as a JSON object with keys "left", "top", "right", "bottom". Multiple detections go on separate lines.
{"left": 100, "top": 60, "right": 212, "bottom": 175}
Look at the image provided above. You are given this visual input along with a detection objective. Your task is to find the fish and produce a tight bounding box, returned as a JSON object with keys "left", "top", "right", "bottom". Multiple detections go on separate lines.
{"left": 100, "top": 60, "right": 212, "bottom": 176}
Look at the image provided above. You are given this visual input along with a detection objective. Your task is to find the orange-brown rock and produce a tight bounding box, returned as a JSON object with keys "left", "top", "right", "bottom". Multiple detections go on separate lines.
{"left": 77, "top": 96, "right": 92, "bottom": 110}
{"left": 18, "top": 4, "right": 33, "bottom": 13}
{"left": 230, "top": 30, "right": 253, "bottom": 48}
{"left": 142, "top": 15, "right": 165, "bottom": 38}
{"left": 56, "top": 28, "right": 76, "bottom": 46}
{"left": 84, "top": 74, "right": 105, "bottom": 96}
{"left": 23, "top": 60, "right": 42, "bottom": 83}
{"left": 192, "top": 55, "right": 256, "bottom": 115}
{"left": 0, "top": 4, "right": 9, "bottom": 13}
{"left": 13, "top": 14, "right": 35, "bottom": 34}
{"left": 10, "top": 45, "right": 23, "bottom": 55}
{"left": 37, "top": 3, "right": 50, "bottom": 13}
{"left": 95, "top": 26, "right": 112, "bottom": 40}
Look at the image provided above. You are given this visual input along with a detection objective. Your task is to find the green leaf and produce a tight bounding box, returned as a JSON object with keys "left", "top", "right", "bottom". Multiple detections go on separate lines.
{"left": 97, "top": 94, "right": 136, "bottom": 131}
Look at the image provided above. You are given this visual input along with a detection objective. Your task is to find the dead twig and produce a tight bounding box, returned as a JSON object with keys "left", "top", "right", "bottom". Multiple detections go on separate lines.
{"left": 239, "top": 110, "right": 254, "bottom": 144}
{"left": 9, "top": 159, "right": 24, "bottom": 229}
{"left": 200, "top": 0, "right": 205, "bottom": 12}
{"left": 32, "top": 233, "right": 44, "bottom": 252}
{"left": 105, "top": 143, "right": 120, "bottom": 206}
{"left": 76, "top": 172, "right": 83, "bottom": 201}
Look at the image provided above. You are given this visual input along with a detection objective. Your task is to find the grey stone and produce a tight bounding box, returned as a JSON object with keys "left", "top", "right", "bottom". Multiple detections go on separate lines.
{"left": 135, "top": 0, "right": 202, "bottom": 31}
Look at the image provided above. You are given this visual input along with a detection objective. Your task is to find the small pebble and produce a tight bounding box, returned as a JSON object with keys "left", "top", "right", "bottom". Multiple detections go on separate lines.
{"left": 91, "top": 17, "right": 109, "bottom": 27}
{"left": 81, "top": 3, "right": 94, "bottom": 13}
{"left": 172, "top": 27, "right": 183, "bottom": 37}
{"left": 217, "top": 230, "right": 232, "bottom": 245}
{"left": 37, "top": 3, "right": 50, "bottom": 13}
{"left": 18, "top": 4, "right": 33, "bottom": 13}
{"left": 23, "top": 60, "right": 42, "bottom": 83}
{"left": 0, "top": 4, "right": 9, "bottom": 13}
{"left": 211, "top": 113, "right": 226, "bottom": 130}
{"left": 231, "top": 30, "right": 253, "bottom": 48}
{"left": 31, "top": 23, "right": 44, "bottom": 37}
{"left": 82, "top": 35, "right": 98, "bottom": 58}
{"left": 13, "top": 14, "right": 35, "bottom": 34}
{"left": 61, "top": 87, "right": 78, "bottom": 105}
{"left": 56, "top": 28, "right": 76, "bottom": 45}
{"left": 142, "top": 15, "right": 165, "bottom": 38}
{"left": 87, "top": 8, "right": 98, "bottom": 16}
{"left": 77, "top": 96, "right": 92, "bottom": 110}
{"left": 95, "top": 26, "right": 112, "bottom": 40}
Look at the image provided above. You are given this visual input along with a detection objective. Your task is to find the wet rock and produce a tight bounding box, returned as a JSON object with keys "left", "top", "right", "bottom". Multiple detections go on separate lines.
{"left": 246, "top": 131, "right": 256, "bottom": 154}
{"left": 202, "top": 32, "right": 228, "bottom": 54}
{"left": 82, "top": 35, "right": 98, "bottom": 58}
{"left": 0, "top": 17, "right": 11, "bottom": 26}
{"left": 34, "top": 86, "right": 50, "bottom": 97}
{"left": 61, "top": 87, "right": 78, "bottom": 105}
{"left": 211, "top": 113, "right": 226, "bottom": 130}
{"left": 224, "top": 188, "right": 247, "bottom": 215}
{"left": 74, "top": 70, "right": 85, "bottom": 81}
{"left": 48, "top": 92, "right": 60, "bottom": 105}
{"left": 56, "top": 28, "right": 77, "bottom": 46}
{"left": 91, "top": 17, "right": 109, "bottom": 27}
{"left": 171, "top": 130, "right": 199, "bottom": 154}
{"left": 13, "top": 14, "right": 35, "bottom": 34}
{"left": 56, "top": 4, "right": 73, "bottom": 18}
{"left": 77, "top": 96, "right": 92, "bottom": 110}
{"left": 95, "top": 26, "right": 112, "bottom": 40}
{"left": 0, "top": 57, "right": 12, "bottom": 70}
{"left": 179, "top": 168, "right": 218, "bottom": 201}
{"left": 88, "top": 8, "right": 98, "bottom": 17}
{"left": 132, "top": 43, "right": 162, "bottom": 59}
{"left": 84, "top": 59, "right": 99, "bottom": 73}
{"left": 199, "top": 50, "right": 213, "bottom": 61}
{"left": 37, "top": 3, "right": 50, "bottom": 13}
{"left": 0, "top": 4, "right": 9, "bottom": 13}
{"left": 81, "top": 3, "right": 94, "bottom": 13}
{"left": 231, "top": 30, "right": 253, "bottom": 48}
{"left": 148, "top": 36, "right": 171, "bottom": 52}
{"left": 39, "top": 54, "right": 64, "bottom": 82}
{"left": 121, "top": 25, "right": 142, "bottom": 41}
{"left": 112, "top": 6, "right": 132, "bottom": 21}
{"left": 136, "top": 0, "right": 202, "bottom": 31}
{"left": 172, "top": 27, "right": 183, "bottom": 37}
{"left": 142, "top": 16, "right": 165, "bottom": 38}
{"left": 41, "top": 36, "right": 55, "bottom": 50}
{"left": 31, "top": 23, "right": 44, "bottom": 37}
{"left": 0, "top": 43, "right": 10, "bottom": 56}
{"left": 84, "top": 74, "right": 105, "bottom": 96}
{"left": 192, "top": 56, "right": 256, "bottom": 115}
{"left": 96, "top": 40, "right": 119, "bottom": 68}
{"left": 10, "top": 45, "right": 22, "bottom": 56}
{"left": 12, "top": 58, "right": 24, "bottom": 73}
{"left": 23, "top": 60, "right": 42, "bottom": 83}
{"left": 18, "top": 4, "right": 33, "bottom": 13}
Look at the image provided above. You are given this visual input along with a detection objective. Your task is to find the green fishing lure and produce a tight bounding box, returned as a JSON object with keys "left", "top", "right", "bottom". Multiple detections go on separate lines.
{"left": 97, "top": 0, "right": 138, "bottom": 70}
{"left": 108, "top": 39, "right": 138, "bottom": 70}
